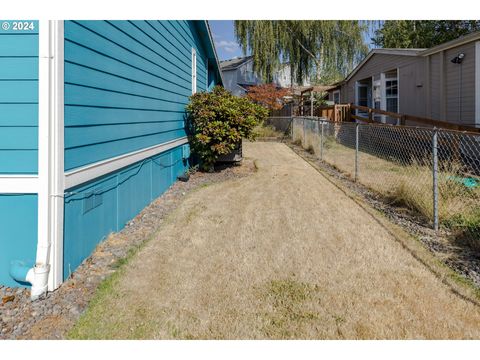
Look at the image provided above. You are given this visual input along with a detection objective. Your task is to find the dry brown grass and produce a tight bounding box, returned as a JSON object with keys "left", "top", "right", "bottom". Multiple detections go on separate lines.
{"left": 320, "top": 136, "right": 480, "bottom": 233}
{"left": 70, "top": 142, "right": 480, "bottom": 339}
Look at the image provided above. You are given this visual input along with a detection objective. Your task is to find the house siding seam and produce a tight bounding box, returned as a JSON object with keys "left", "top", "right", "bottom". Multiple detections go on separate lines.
{"left": 64, "top": 20, "right": 209, "bottom": 171}
{"left": 0, "top": 20, "right": 39, "bottom": 174}
{"left": 430, "top": 53, "right": 442, "bottom": 120}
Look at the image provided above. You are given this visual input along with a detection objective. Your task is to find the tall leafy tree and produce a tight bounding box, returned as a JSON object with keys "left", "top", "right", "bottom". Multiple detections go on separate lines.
{"left": 372, "top": 20, "right": 480, "bottom": 49}
{"left": 234, "top": 21, "right": 368, "bottom": 84}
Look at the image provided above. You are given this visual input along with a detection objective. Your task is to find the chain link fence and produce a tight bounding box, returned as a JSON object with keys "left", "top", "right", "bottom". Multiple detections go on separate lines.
{"left": 292, "top": 116, "right": 480, "bottom": 247}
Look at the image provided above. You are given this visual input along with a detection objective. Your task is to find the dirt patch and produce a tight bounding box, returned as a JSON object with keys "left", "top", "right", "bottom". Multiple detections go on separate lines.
{"left": 70, "top": 142, "right": 480, "bottom": 339}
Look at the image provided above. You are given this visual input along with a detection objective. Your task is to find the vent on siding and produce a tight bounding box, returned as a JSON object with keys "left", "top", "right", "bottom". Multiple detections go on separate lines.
{"left": 182, "top": 144, "right": 190, "bottom": 160}
{"left": 83, "top": 190, "right": 103, "bottom": 214}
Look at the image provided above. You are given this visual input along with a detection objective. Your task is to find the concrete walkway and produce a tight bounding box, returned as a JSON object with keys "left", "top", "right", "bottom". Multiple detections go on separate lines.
{"left": 70, "top": 142, "right": 480, "bottom": 339}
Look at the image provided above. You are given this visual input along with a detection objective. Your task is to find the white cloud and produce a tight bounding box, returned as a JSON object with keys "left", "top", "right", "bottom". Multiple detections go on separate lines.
{"left": 215, "top": 40, "right": 239, "bottom": 53}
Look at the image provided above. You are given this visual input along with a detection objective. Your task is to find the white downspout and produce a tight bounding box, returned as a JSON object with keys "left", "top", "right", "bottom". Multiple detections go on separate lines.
{"left": 31, "top": 19, "right": 53, "bottom": 299}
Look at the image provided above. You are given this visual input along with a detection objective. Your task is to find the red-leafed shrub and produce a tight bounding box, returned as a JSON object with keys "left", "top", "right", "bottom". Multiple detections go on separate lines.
{"left": 246, "top": 84, "right": 290, "bottom": 111}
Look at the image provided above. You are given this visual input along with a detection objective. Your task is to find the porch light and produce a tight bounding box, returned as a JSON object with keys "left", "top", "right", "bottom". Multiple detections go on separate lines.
{"left": 451, "top": 53, "right": 465, "bottom": 64}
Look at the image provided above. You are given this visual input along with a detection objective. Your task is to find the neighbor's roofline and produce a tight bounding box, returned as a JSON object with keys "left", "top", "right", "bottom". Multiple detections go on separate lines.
{"left": 344, "top": 48, "right": 425, "bottom": 83}
{"left": 419, "top": 31, "right": 480, "bottom": 56}
{"left": 220, "top": 56, "right": 253, "bottom": 71}
{"left": 205, "top": 20, "right": 225, "bottom": 85}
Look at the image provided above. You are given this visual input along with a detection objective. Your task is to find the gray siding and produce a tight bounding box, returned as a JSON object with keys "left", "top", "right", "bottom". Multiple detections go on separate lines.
{"left": 222, "top": 69, "right": 246, "bottom": 96}
{"left": 399, "top": 59, "right": 426, "bottom": 117}
{"left": 344, "top": 53, "right": 426, "bottom": 117}
{"left": 429, "top": 53, "right": 442, "bottom": 120}
{"left": 445, "top": 42, "right": 476, "bottom": 126}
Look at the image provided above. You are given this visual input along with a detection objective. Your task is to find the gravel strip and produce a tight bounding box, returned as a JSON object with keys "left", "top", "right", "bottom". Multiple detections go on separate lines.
{"left": 287, "top": 141, "right": 480, "bottom": 288}
{"left": 0, "top": 160, "right": 255, "bottom": 340}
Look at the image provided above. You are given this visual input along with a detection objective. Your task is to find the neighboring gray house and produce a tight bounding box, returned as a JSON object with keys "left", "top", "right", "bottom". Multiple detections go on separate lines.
{"left": 221, "top": 56, "right": 310, "bottom": 96}
{"left": 328, "top": 32, "right": 480, "bottom": 128}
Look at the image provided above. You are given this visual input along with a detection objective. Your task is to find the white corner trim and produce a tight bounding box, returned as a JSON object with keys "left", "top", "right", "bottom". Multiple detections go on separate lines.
{"left": 64, "top": 137, "right": 189, "bottom": 190}
{"left": 476, "top": 41, "right": 480, "bottom": 126}
{"left": 0, "top": 176, "right": 38, "bottom": 194}
{"left": 192, "top": 47, "right": 197, "bottom": 94}
{"left": 397, "top": 67, "right": 400, "bottom": 115}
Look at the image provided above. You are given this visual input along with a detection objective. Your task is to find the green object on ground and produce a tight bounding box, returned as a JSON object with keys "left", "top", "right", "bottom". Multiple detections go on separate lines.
{"left": 447, "top": 176, "right": 478, "bottom": 189}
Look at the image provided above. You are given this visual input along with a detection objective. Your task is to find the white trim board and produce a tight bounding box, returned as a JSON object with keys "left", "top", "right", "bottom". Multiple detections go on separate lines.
{"left": 476, "top": 41, "right": 480, "bottom": 126}
{"left": 64, "top": 137, "right": 189, "bottom": 190}
{"left": 0, "top": 176, "right": 38, "bottom": 194}
{"left": 36, "top": 20, "right": 52, "bottom": 287}
{"left": 48, "top": 20, "right": 65, "bottom": 290}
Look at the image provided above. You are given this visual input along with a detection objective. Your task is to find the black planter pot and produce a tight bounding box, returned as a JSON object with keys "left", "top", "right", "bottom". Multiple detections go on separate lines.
{"left": 216, "top": 141, "right": 243, "bottom": 164}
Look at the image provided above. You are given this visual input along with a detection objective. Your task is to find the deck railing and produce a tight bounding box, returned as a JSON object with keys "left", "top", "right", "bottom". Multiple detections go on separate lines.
{"left": 348, "top": 104, "right": 480, "bottom": 133}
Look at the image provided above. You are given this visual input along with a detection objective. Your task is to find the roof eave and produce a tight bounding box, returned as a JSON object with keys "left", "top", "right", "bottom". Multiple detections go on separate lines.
{"left": 201, "top": 20, "right": 224, "bottom": 86}
{"left": 419, "top": 31, "right": 480, "bottom": 56}
{"left": 344, "top": 49, "right": 423, "bottom": 83}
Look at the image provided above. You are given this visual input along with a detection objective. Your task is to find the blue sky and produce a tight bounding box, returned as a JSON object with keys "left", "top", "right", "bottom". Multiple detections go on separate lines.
{"left": 210, "top": 20, "right": 379, "bottom": 62}
{"left": 209, "top": 20, "right": 244, "bottom": 60}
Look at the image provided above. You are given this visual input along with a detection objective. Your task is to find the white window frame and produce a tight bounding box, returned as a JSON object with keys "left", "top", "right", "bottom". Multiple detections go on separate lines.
{"left": 332, "top": 90, "right": 340, "bottom": 104}
{"left": 191, "top": 48, "right": 197, "bottom": 94}
{"left": 385, "top": 70, "right": 399, "bottom": 115}
{"left": 355, "top": 81, "right": 370, "bottom": 117}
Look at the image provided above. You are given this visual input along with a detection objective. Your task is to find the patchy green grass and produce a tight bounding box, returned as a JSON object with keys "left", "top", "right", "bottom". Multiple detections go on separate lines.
{"left": 259, "top": 279, "right": 322, "bottom": 339}
{"left": 254, "top": 124, "right": 283, "bottom": 138}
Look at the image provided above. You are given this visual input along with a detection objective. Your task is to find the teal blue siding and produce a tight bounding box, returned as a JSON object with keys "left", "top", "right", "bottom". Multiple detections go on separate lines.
{"left": 63, "top": 146, "right": 188, "bottom": 279}
{"left": 0, "top": 20, "right": 39, "bottom": 174}
{"left": 62, "top": 20, "right": 219, "bottom": 282}
{"left": 0, "top": 195, "right": 38, "bottom": 287}
{"left": 64, "top": 20, "right": 210, "bottom": 171}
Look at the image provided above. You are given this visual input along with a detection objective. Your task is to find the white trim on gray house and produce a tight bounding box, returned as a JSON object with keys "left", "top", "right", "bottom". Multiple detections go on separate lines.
{"left": 476, "top": 41, "right": 480, "bottom": 126}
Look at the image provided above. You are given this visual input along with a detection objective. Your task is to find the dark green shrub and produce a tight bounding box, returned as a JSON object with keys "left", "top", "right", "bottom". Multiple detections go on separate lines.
{"left": 186, "top": 86, "right": 268, "bottom": 171}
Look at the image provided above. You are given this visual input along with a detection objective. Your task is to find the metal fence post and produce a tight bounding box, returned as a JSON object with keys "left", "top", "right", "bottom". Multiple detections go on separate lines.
{"left": 303, "top": 117, "right": 306, "bottom": 148}
{"left": 432, "top": 128, "right": 439, "bottom": 231}
{"left": 355, "top": 123, "right": 359, "bottom": 182}
{"left": 290, "top": 117, "right": 293, "bottom": 141}
{"left": 320, "top": 121, "right": 324, "bottom": 161}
